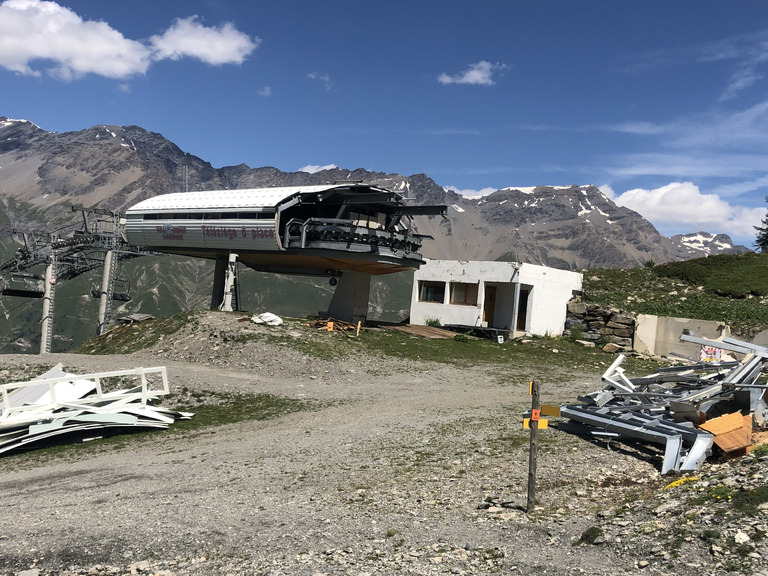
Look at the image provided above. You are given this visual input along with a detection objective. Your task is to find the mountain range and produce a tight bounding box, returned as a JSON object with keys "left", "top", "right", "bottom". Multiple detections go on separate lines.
{"left": 0, "top": 117, "right": 749, "bottom": 268}
{"left": 0, "top": 117, "right": 752, "bottom": 352}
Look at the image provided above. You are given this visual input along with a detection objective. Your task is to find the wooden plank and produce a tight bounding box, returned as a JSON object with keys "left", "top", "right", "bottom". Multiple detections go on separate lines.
{"left": 699, "top": 412, "right": 753, "bottom": 454}
{"left": 698, "top": 411, "right": 745, "bottom": 435}
{"left": 378, "top": 324, "right": 478, "bottom": 339}
{"left": 712, "top": 427, "right": 751, "bottom": 453}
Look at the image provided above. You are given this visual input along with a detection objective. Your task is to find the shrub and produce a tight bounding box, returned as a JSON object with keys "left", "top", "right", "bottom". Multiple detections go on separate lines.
{"left": 567, "top": 326, "right": 585, "bottom": 341}
{"left": 574, "top": 526, "right": 603, "bottom": 545}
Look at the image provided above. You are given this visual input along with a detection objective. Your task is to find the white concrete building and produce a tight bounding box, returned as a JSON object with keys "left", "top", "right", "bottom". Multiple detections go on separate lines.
{"left": 410, "top": 260, "right": 583, "bottom": 338}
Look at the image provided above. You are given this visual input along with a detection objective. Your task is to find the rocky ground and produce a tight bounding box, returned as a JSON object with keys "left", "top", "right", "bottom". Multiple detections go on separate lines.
{"left": 0, "top": 312, "right": 767, "bottom": 576}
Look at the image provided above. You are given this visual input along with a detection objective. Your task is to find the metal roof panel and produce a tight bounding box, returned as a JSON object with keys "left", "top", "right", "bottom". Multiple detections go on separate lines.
{"left": 126, "top": 185, "right": 349, "bottom": 212}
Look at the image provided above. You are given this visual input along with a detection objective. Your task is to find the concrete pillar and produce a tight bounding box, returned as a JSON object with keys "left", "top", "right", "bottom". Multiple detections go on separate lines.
{"left": 218, "top": 253, "right": 238, "bottom": 312}
{"left": 210, "top": 255, "right": 227, "bottom": 310}
{"left": 326, "top": 271, "right": 371, "bottom": 324}
{"left": 511, "top": 281, "right": 521, "bottom": 337}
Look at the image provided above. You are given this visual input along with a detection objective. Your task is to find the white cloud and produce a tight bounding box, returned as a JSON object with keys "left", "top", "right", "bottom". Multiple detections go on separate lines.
{"left": 623, "top": 29, "right": 768, "bottom": 102}
{"left": 698, "top": 29, "right": 768, "bottom": 101}
{"left": 605, "top": 99, "right": 768, "bottom": 149}
{"left": 0, "top": 0, "right": 150, "bottom": 79}
{"left": 259, "top": 85, "right": 271, "bottom": 97}
{"left": 711, "top": 174, "right": 768, "bottom": 198}
{"left": 598, "top": 184, "right": 616, "bottom": 199}
{"left": 611, "top": 181, "right": 763, "bottom": 240}
{"left": 307, "top": 71, "right": 332, "bottom": 91}
{"left": 607, "top": 151, "right": 768, "bottom": 179}
{"left": 438, "top": 61, "right": 507, "bottom": 86}
{"left": 603, "top": 121, "right": 670, "bottom": 136}
{"left": 150, "top": 16, "right": 258, "bottom": 66}
{"left": 0, "top": 0, "right": 258, "bottom": 80}
{"left": 601, "top": 99, "right": 768, "bottom": 197}
{"left": 299, "top": 164, "right": 337, "bottom": 173}
{"left": 721, "top": 67, "right": 763, "bottom": 102}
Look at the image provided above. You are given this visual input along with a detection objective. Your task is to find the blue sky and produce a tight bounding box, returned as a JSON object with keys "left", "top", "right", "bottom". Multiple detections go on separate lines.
{"left": 2, "top": 1, "right": 768, "bottom": 245}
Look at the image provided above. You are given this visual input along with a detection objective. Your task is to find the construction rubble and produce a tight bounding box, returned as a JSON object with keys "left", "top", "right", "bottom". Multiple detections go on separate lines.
{"left": 0, "top": 364, "right": 192, "bottom": 455}
{"left": 560, "top": 334, "right": 768, "bottom": 474}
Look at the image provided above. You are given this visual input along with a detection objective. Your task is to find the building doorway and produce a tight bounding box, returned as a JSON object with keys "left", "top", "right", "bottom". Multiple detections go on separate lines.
{"left": 516, "top": 288, "right": 530, "bottom": 331}
{"left": 483, "top": 285, "right": 497, "bottom": 327}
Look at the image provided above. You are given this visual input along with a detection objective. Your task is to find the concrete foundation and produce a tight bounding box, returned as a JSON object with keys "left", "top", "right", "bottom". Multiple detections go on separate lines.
{"left": 326, "top": 271, "right": 371, "bottom": 325}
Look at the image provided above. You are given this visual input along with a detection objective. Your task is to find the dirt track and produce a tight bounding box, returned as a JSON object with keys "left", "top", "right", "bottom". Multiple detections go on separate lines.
{"left": 0, "top": 314, "right": 765, "bottom": 576}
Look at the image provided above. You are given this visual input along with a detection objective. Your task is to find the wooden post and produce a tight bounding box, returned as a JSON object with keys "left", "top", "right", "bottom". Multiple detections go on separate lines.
{"left": 527, "top": 379, "right": 540, "bottom": 513}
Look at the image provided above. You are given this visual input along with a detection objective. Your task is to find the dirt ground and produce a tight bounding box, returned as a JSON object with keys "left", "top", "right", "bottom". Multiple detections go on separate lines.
{"left": 0, "top": 313, "right": 765, "bottom": 576}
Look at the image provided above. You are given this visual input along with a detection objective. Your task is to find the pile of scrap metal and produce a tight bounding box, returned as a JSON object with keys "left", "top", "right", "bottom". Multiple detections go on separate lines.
{"left": 561, "top": 334, "right": 768, "bottom": 474}
{"left": 0, "top": 364, "right": 192, "bottom": 455}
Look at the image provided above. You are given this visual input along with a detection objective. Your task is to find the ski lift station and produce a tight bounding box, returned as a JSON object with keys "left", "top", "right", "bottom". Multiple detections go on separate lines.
{"left": 125, "top": 182, "right": 446, "bottom": 322}
{"left": 409, "top": 259, "right": 583, "bottom": 338}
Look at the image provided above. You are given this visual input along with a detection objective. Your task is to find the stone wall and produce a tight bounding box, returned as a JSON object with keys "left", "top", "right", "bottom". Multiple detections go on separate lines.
{"left": 564, "top": 299, "right": 636, "bottom": 350}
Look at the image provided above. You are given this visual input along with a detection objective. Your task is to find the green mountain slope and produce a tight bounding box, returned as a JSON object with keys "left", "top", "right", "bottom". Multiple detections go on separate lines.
{"left": 582, "top": 252, "right": 768, "bottom": 337}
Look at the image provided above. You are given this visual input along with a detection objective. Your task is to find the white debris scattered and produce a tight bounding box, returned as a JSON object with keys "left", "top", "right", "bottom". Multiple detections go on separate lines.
{"left": 0, "top": 364, "right": 191, "bottom": 455}
{"left": 251, "top": 312, "right": 284, "bottom": 326}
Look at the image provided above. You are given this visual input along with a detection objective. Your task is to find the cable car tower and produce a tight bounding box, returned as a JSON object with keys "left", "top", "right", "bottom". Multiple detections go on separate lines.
{"left": 0, "top": 208, "right": 152, "bottom": 353}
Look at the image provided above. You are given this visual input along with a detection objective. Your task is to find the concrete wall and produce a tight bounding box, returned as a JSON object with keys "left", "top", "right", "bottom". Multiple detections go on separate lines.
{"left": 634, "top": 314, "right": 730, "bottom": 358}
{"left": 410, "top": 259, "right": 582, "bottom": 337}
{"left": 518, "top": 263, "right": 584, "bottom": 336}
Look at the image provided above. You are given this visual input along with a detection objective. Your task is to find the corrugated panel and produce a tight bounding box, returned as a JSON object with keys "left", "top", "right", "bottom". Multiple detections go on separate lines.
{"left": 126, "top": 185, "right": 335, "bottom": 212}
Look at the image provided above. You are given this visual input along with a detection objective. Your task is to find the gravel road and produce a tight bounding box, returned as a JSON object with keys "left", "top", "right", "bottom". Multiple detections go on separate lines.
{"left": 0, "top": 313, "right": 766, "bottom": 576}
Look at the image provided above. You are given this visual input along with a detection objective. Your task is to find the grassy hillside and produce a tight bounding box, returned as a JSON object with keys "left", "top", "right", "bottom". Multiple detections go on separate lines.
{"left": 582, "top": 252, "right": 768, "bottom": 336}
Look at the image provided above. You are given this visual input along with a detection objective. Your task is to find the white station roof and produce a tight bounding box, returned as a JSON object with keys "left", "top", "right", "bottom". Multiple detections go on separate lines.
{"left": 126, "top": 185, "right": 347, "bottom": 212}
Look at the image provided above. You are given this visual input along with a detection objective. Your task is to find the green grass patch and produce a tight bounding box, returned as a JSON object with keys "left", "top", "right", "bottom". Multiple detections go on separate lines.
{"left": 653, "top": 252, "right": 768, "bottom": 298}
{"left": 354, "top": 327, "right": 659, "bottom": 376}
{"left": 74, "top": 313, "right": 197, "bottom": 354}
{"left": 730, "top": 485, "right": 768, "bottom": 515}
{"left": 574, "top": 526, "right": 603, "bottom": 546}
{"left": 1, "top": 389, "right": 316, "bottom": 468}
{"left": 690, "top": 483, "right": 733, "bottom": 505}
{"left": 169, "top": 390, "right": 315, "bottom": 430}
{"left": 239, "top": 330, "right": 350, "bottom": 360}
{"left": 582, "top": 253, "right": 768, "bottom": 335}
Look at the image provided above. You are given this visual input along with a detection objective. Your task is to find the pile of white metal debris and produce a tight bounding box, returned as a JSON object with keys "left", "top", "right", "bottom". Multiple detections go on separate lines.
{"left": 561, "top": 334, "right": 768, "bottom": 474}
{"left": 0, "top": 364, "right": 192, "bottom": 455}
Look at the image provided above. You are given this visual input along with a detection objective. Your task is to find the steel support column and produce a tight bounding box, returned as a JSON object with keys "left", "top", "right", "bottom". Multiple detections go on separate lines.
{"left": 40, "top": 259, "right": 55, "bottom": 355}
{"left": 97, "top": 249, "right": 115, "bottom": 335}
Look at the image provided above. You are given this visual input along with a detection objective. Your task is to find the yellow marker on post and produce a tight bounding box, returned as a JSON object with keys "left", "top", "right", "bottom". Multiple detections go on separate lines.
{"left": 540, "top": 404, "right": 560, "bottom": 417}
{"left": 523, "top": 418, "right": 548, "bottom": 429}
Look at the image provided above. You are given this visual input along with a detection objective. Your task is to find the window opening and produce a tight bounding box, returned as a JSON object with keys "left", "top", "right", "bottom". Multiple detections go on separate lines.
{"left": 419, "top": 281, "right": 445, "bottom": 303}
{"left": 450, "top": 282, "right": 478, "bottom": 305}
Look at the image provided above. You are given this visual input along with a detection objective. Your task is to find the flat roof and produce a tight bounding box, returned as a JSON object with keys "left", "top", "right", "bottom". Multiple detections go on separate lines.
{"left": 126, "top": 184, "right": 350, "bottom": 212}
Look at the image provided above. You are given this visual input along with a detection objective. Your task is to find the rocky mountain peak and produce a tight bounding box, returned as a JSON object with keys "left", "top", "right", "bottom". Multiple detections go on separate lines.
{"left": 0, "top": 118, "right": 752, "bottom": 269}
{"left": 669, "top": 231, "right": 751, "bottom": 258}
